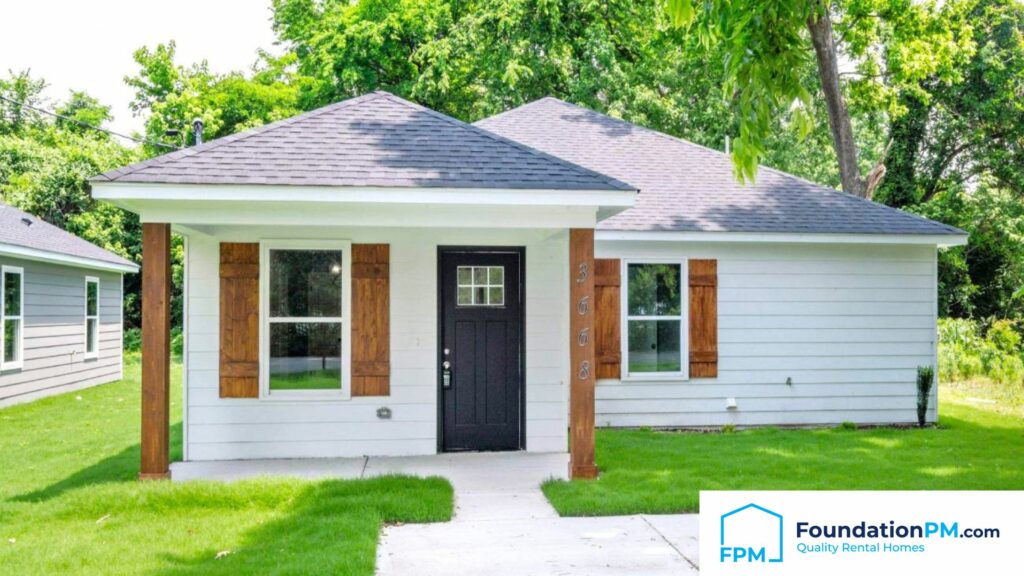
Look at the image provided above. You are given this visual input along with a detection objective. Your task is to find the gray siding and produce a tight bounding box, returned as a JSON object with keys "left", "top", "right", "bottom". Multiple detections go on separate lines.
{"left": 0, "top": 256, "right": 124, "bottom": 407}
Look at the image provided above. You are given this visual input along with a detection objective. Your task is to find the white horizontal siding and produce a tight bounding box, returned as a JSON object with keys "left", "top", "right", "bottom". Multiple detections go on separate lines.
{"left": 595, "top": 241, "right": 939, "bottom": 427}
{"left": 0, "top": 257, "right": 124, "bottom": 407}
{"left": 184, "top": 227, "right": 569, "bottom": 461}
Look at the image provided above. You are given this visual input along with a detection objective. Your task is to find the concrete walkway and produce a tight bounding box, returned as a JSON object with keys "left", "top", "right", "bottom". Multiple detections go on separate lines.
{"left": 170, "top": 453, "right": 700, "bottom": 575}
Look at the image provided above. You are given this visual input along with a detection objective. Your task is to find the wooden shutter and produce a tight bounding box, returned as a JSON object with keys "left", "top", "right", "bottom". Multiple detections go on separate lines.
{"left": 220, "top": 243, "right": 259, "bottom": 398}
{"left": 352, "top": 244, "right": 390, "bottom": 396}
{"left": 689, "top": 259, "right": 718, "bottom": 378}
{"left": 594, "top": 259, "right": 621, "bottom": 379}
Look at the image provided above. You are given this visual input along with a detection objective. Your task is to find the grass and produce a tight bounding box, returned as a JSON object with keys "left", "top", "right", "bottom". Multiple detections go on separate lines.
{"left": 270, "top": 369, "right": 342, "bottom": 390}
{"left": 543, "top": 391, "right": 1024, "bottom": 516}
{"left": 0, "top": 355, "right": 452, "bottom": 575}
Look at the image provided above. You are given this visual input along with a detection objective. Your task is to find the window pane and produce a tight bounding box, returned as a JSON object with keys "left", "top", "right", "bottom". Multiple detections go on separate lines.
{"left": 457, "top": 266, "right": 472, "bottom": 285}
{"left": 4, "top": 272, "right": 20, "bottom": 316}
{"left": 628, "top": 264, "right": 681, "bottom": 316}
{"left": 4, "top": 319, "right": 19, "bottom": 363}
{"left": 627, "top": 320, "right": 681, "bottom": 373}
{"left": 86, "top": 319, "right": 98, "bottom": 353}
{"left": 87, "top": 282, "right": 98, "bottom": 317}
{"left": 488, "top": 266, "right": 503, "bottom": 285}
{"left": 269, "top": 250, "right": 342, "bottom": 318}
{"left": 488, "top": 287, "right": 504, "bottom": 306}
{"left": 269, "top": 323, "right": 341, "bottom": 390}
{"left": 457, "top": 286, "right": 473, "bottom": 305}
{"left": 473, "top": 287, "right": 486, "bottom": 305}
{"left": 473, "top": 267, "right": 488, "bottom": 284}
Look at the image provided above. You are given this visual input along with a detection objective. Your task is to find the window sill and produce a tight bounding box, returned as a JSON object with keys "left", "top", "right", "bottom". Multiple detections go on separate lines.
{"left": 261, "top": 389, "right": 352, "bottom": 402}
{"left": 619, "top": 373, "right": 689, "bottom": 383}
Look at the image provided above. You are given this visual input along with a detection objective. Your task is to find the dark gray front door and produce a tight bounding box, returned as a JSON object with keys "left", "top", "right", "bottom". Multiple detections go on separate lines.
{"left": 439, "top": 248, "right": 524, "bottom": 452}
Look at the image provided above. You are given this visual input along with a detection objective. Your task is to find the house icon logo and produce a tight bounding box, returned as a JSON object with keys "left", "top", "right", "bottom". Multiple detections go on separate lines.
{"left": 719, "top": 503, "right": 784, "bottom": 563}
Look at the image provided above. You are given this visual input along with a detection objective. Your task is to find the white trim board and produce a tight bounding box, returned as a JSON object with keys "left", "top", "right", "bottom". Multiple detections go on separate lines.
{"left": 0, "top": 242, "right": 138, "bottom": 273}
{"left": 92, "top": 182, "right": 637, "bottom": 208}
{"left": 595, "top": 230, "right": 967, "bottom": 247}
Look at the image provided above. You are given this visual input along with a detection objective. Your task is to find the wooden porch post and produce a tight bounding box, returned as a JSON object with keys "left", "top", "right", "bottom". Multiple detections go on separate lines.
{"left": 569, "top": 228, "right": 598, "bottom": 479}
{"left": 140, "top": 223, "right": 171, "bottom": 480}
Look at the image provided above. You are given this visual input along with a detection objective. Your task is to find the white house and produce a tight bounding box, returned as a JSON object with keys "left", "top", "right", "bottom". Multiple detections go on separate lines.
{"left": 0, "top": 200, "right": 138, "bottom": 407}
{"left": 90, "top": 91, "right": 965, "bottom": 480}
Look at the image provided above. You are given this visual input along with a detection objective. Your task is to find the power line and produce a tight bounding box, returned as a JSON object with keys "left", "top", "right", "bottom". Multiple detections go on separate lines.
{"left": 0, "top": 94, "right": 179, "bottom": 150}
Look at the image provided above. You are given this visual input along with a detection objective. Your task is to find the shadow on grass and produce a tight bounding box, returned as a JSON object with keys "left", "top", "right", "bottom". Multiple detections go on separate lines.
{"left": 147, "top": 476, "right": 452, "bottom": 576}
{"left": 11, "top": 420, "right": 183, "bottom": 503}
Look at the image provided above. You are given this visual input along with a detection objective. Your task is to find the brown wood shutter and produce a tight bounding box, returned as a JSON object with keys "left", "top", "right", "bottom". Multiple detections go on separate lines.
{"left": 689, "top": 259, "right": 718, "bottom": 378}
{"left": 594, "top": 259, "right": 621, "bottom": 379}
{"left": 351, "top": 244, "right": 390, "bottom": 396}
{"left": 220, "top": 243, "right": 260, "bottom": 398}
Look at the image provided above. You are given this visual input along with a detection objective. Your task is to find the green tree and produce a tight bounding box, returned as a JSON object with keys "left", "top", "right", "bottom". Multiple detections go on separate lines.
{"left": 125, "top": 41, "right": 305, "bottom": 152}
{"left": 666, "top": 0, "right": 975, "bottom": 197}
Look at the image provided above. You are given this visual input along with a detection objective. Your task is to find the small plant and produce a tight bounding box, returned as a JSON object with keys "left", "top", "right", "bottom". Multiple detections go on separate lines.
{"left": 721, "top": 424, "right": 736, "bottom": 434}
{"left": 838, "top": 421, "right": 857, "bottom": 431}
{"left": 917, "top": 365, "right": 936, "bottom": 427}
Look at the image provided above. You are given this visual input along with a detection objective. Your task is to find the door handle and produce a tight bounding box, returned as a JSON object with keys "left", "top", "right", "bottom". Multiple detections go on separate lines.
{"left": 442, "top": 360, "right": 452, "bottom": 388}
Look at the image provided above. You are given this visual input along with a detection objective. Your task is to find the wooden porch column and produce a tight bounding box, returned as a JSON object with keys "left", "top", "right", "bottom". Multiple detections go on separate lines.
{"left": 140, "top": 223, "right": 171, "bottom": 480}
{"left": 569, "top": 228, "right": 598, "bottom": 479}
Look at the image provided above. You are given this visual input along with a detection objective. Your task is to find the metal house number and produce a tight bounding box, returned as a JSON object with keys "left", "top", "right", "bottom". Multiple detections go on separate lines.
{"left": 575, "top": 259, "right": 591, "bottom": 381}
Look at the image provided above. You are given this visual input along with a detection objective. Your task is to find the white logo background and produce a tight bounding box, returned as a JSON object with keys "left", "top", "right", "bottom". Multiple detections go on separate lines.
{"left": 700, "top": 491, "right": 1023, "bottom": 576}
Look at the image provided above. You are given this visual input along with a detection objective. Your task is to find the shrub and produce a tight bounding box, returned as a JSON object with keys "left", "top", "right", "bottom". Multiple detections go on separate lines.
{"left": 917, "top": 366, "right": 935, "bottom": 427}
{"left": 837, "top": 421, "right": 857, "bottom": 431}
{"left": 938, "top": 317, "right": 1024, "bottom": 385}
{"left": 123, "top": 327, "right": 141, "bottom": 353}
{"left": 122, "top": 326, "right": 183, "bottom": 358}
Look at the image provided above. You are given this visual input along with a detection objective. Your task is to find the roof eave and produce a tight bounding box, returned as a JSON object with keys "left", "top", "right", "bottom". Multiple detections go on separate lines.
{"left": 0, "top": 242, "right": 139, "bottom": 273}
{"left": 595, "top": 230, "right": 968, "bottom": 247}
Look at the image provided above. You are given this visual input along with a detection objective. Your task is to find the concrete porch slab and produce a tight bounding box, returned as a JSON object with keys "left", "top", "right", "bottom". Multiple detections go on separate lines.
{"left": 169, "top": 456, "right": 368, "bottom": 482}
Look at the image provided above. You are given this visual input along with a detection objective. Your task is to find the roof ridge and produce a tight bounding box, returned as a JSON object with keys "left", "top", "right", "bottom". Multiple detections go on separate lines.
{"left": 374, "top": 92, "right": 636, "bottom": 192}
{"left": 488, "top": 97, "right": 967, "bottom": 234}
{"left": 93, "top": 92, "right": 390, "bottom": 182}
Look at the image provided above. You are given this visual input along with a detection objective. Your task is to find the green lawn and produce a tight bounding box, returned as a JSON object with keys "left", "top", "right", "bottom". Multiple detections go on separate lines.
{"left": 0, "top": 356, "right": 452, "bottom": 575}
{"left": 271, "top": 368, "right": 343, "bottom": 390}
{"left": 543, "top": 393, "right": 1024, "bottom": 516}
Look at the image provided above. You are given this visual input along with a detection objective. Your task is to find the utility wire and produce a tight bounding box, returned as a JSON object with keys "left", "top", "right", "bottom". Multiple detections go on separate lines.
{"left": 0, "top": 94, "right": 179, "bottom": 150}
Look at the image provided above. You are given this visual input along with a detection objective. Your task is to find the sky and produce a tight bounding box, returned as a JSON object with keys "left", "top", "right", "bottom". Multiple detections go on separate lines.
{"left": 0, "top": 0, "right": 279, "bottom": 136}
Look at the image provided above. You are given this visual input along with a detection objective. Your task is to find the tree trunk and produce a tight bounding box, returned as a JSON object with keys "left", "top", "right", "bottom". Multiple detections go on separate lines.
{"left": 807, "top": 3, "right": 869, "bottom": 198}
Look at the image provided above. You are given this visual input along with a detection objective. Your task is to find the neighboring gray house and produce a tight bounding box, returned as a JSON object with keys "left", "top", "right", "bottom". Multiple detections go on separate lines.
{"left": 0, "top": 200, "right": 138, "bottom": 407}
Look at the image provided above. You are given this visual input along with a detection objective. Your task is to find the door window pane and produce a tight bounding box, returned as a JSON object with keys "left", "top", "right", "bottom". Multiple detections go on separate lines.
{"left": 627, "top": 264, "right": 681, "bottom": 316}
{"left": 269, "top": 323, "right": 342, "bottom": 390}
{"left": 627, "top": 320, "right": 681, "bottom": 373}
{"left": 456, "top": 266, "right": 505, "bottom": 306}
{"left": 269, "top": 250, "right": 343, "bottom": 318}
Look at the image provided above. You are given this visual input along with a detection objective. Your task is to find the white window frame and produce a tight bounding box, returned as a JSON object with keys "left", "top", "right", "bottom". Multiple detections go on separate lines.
{"left": 84, "top": 276, "right": 100, "bottom": 360}
{"left": 620, "top": 259, "right": 689, "bottom": 381}
{"left": 259, "top": 239, "right": 352, "bottom": 400}
{"left": 1, "top": 265, "right": 25, "bottom": 371}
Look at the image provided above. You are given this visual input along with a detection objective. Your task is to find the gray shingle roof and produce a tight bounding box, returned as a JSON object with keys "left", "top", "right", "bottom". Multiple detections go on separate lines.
{"left": 0, "top": 200, "right": 137, "bottom": 269}
{"left": 92, "top": 92, "right": 633, "bottom": 192}
{"left": 476, "top": 98, "right": 965, "bottom": 236}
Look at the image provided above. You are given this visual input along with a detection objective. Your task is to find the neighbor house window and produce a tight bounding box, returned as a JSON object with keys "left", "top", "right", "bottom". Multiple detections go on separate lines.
{"left": 624, "top": 261, "right": 687, "bottom": 379}
{"left": 84, "top": 277, "right": 99, "bottom": 359}
{"left": 1, "top": 266, "right": 24, "bottom": 370}
{"left": 262, "top": 241, "right": 351, "bottom": 396}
